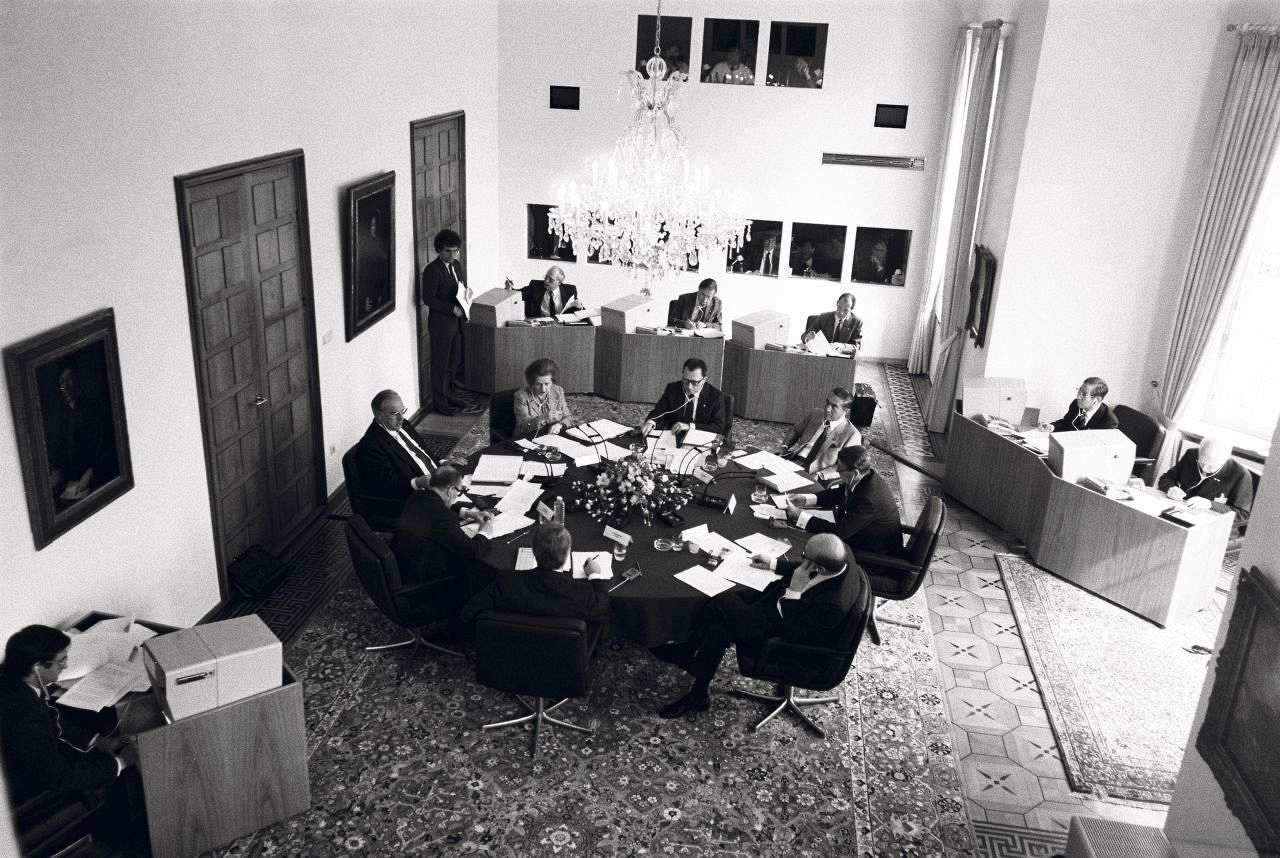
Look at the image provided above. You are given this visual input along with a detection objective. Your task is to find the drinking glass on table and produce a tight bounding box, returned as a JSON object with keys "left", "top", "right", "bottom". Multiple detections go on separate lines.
{"left": 613, "top": 540, "right": 628, "bottom": 561}
{"left": 751, "top": 481, "right": 769, "bottom": 504}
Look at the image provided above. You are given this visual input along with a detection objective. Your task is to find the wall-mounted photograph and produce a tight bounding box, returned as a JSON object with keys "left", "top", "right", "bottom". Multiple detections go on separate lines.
{"left": 527, "top": 204, "right": 577, "bottom": 262}
{"left": 789, "top": 223, "right": 846, "bottom": 280}
{"left": 344, "top": 171, "right": 396, "bottom": 341}
{"left": 765, "top": 21, "right": 828, "bottom": 88}
{"left": 728, "top": 219, "right": 782, "bottom": 276}
{"left": 849, "top": 226, "right": 911, "bottom": 286}
{"left": 701, "top": 19, "right": 759, "bottom": 85}
{"left": 4, "top": 308, "right": 133, "bottom": 550}
{"left": 635, "top": 14, "right": 692, "bottom": 79}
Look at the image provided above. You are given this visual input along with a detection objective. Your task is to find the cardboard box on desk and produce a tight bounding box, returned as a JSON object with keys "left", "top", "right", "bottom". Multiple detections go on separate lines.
{"left": 141, "top": 614, "right": 282, "bottom": 722}
{"left": 601, "top": 294, "right": 658, "bottom": 333}
{"left": 732, "top": 310, "right": 789, "bottom": 349}
{"left": 963, "top": 377, "right": 1026, "bottom": 424}
{"left": 1048, "top": 428, "right": 1135, "bottom": 486}
{"left": 470, "top": 287, "right": 524, "bottom": 327}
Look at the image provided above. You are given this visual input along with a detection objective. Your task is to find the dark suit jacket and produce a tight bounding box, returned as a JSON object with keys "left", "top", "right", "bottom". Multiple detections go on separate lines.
{"left": 1050, "top": 401, "right": 1119, "bottom": 432}
{"left": 1158, "top": 450, "right": 1254, "bottom": 528}
{"left": 460, "top": 566, "right": 610, "bottom": 630}
{"left": 805, "top": 311, "right": 863, "bottom": 345}
{"left": 354, "top": 420, "right": 437, "bottom": 506}
{"left": 421, "top": 257, "right": 466, "bottom": 330}
{"left": 646, "top": 381, "right": 725, "bottom": 433}
{"left": 758, "top": 554, "right": 865, "bottom": 645}
{"left": 667, "top": 292, "right": 723, "bottom": 329}
{"left": 806, "top": 470, "right": 904, "bottom": 557}
{"left": 0, "top": 679, "right": 118, "bottom": 804}
{"left": 519, "top": 280, "right": 580, "bottom": 318}
{"left": 391, "top": 489, "right": 491, "bottom": 587}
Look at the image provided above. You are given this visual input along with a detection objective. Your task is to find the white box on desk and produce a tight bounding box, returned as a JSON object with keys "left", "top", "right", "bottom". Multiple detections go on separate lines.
{"left": 732, "top": 310, "right": 789, "bottom": 349}
{"left": 601, "top": 294, "right": 658, "bottom": 333}
{"left": 1048, "top": 429, "right": 1136, "bottom": 486}
{"left": 141, "top": 614, "right": 282, "bottom": 722}
{"left": 469, "top": 287, "right": 524, "bottom": 327}
{"left": 963, "top": 377, "right": 1026, "bottom": 424}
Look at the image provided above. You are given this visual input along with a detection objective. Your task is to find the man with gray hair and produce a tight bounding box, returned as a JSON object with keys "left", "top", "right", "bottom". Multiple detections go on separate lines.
{"left": 506, "top": 265, "right": 583, "bottom": 319}
{"left": 1042, "top": 377, "right": 1119, "bottom": 432}
{"left": 354, "top": 389, "right": 439, "bottom": 519}
{"left": 1158, "top": 436, "right": 1254, "bottom": 535}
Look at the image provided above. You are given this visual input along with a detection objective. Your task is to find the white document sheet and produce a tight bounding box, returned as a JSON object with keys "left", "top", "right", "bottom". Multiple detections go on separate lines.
{"left": 680, "top": 428, "right": 719, "bottom": 448}
{"left": 806, "top": 329, "right": 834, "bottom": 355}
{"left": 647, "top": 430, "right": 680, "bottom": 451}
{"left": 533, "top": 434, "right": 592, "bottom": 457}
{"left": 472, "top": 454, "right": 524, "bottom": 484}
{"left": 496, "top": 478, "right": 544, "bottom": 514}
{"left": 679, "top": 523, "right": 709, "bottom": 544}
{"left": 463, "top": 512, "right": 536, "bottom": 539}
{"left": 571, "top": 551, "right": 614, "bottom": 580}
{"left": 674, "top": 566, "right": 737, "bottom": 597}
{"left": 735, "top": 532, "right": 793, "bottom": 559}
{"left": 751, "top": 504, "right": 787, "bottom": 520}
{"left": 693, "top": 530, "right": 749, "bottom": 558}
{"left": 599, "top": 441, "right": 634, "bottom": 462}
{"left": 692, "top": 327, "right": 724, "bottom": 338}
{"left": 771, "top": 494, "right": 791, "bottom": 509}
{"left": 566, "top": 418, "right": 632, "bottom": 442}
{"left": 796, "top": 509, "right": 837, "bottom": 528}
{"left": 514, "top": 439, "right": 539, "bottom": 451}
{"left": 1125, "top": 489, "right": 1176, "bottom": 518}
{"left": 515, "top": 547, "right": 538, "bottom": 570}
{"left": 717, "top": 560, "right": 782, "bottom": 592}
{"left": 519, "top": 461, "right": 568, "bottom": 478}
{"left": 762, "top": 470, "right": 814, "bottom": 493}
{"left": 56, "top": 662, "right": 145, "bottom": 711}
{"left": 735, "top": 450, "right": 802, "bottom": 473}
{"left": 62, "top": 620, "right": 156, "bottom": 681}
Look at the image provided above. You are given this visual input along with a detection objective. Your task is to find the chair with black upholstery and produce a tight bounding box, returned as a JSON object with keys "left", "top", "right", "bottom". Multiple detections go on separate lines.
{"left": 14, "top": 790, "right": 99, "bottom": 858}
{"left": 1114, "top": 404, "right": 1165, "bottom": 484}
{"left": 489, "top": 388, "right": 519, "bottom": 443}
{"left": 667, "top": 298, "right": 683, "bottom": 328}
{"left": 344, "top": 513, "right": 463, "bottom": 657}
{"left": 720, "top": 392, "right": 735, "bottom": 442}
{"left": 730, "top": 564, "right": 874, "bottom": 736}
{"left": 474, "top": 610, "right": 596, "bottom": 756}
{"left": 341, "top": 446, "right": 402, "bottom": 532}
{"left": 804, "top": 313, "right": 821, "bottom": 337}
{"left": 854, "top": 495, "right": 947, "bottom": 645}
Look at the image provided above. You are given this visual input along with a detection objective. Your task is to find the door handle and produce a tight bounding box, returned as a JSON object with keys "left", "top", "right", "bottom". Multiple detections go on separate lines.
{"left": 253, "top": 394, "right": 269, "bottom": 407}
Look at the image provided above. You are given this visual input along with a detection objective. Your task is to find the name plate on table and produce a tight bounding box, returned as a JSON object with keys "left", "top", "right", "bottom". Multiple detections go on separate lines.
{"left": 732, "top": 310, "right": 789, "bottom": 349}
{"left": 470, "top": 287, "right": 524, "bottom": 327}
{"left": 602, "top": 525, "right": 632, "bottom": 546}
{"left": 601, "top": 294, "right": 658, "bottom": 333}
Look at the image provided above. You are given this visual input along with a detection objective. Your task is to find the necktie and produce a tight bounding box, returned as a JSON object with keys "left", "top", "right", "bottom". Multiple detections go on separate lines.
{"left": 690, "top": 303, "right": 702, "bottom": 324}
{"left": 760, "top": 250, "right": 773, "bottom": 275}
{"left": 685, "top": 393, "right": 696, "bottom": 423}
{"left": 804, "top": 421, "right": 831, "bottom": 469}
{"left": 1073, "top": 410, "right": 1086, "bottom": 430}
{"left": 399, "top": 429, "right": 436, "bottom": 475}
{"left": 835, "top": 316, "right": 848, "bottom": 342}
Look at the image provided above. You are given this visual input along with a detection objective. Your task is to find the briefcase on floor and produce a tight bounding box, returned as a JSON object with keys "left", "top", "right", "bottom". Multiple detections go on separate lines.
{"left": 850, "top": 382, "right": 877, "bottom": 428}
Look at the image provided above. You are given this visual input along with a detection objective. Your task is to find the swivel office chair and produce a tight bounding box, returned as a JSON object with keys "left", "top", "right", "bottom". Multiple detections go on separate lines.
{"left": 854, "top": 495, "right": 947, "bottom": 645}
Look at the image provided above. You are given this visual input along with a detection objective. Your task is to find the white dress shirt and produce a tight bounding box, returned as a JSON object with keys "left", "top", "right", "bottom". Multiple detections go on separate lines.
{"left": 384, "top": 425, "right": 435, "bottom": 478}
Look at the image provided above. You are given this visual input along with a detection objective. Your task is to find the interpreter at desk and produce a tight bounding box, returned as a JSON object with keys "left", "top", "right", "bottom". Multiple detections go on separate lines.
{"left": 1039, "top": 377, "right": 1119, "bottom": 432}
{"left": 1158, "top": 436, "right": 1254, "bottom": 535}
{"left": 506, "top": 265, "right": 584, "bottom": 319}
{"left": 668, "top": 278, "right": 723, "bottom": 330}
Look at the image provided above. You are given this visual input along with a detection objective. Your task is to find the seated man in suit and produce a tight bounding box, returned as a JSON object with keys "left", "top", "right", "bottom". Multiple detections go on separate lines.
{"left": 506, "top": 265, "right": 583, "bottom": 319}
{"left": 354, "top": 389, "right": 442, "bottom": 519}
{"left": 1, "top": 625, "right": 134, "bottom": 806}
{"left": 668, "top": 278, "right": 723, "bottom": 330}
{"left": 781, "top": 387, "right": 863, "bottom": 476}
{"left": 656, "top": 533, "right": 867, "bottom": 718}
{"left": 1040, "top": 377, "right": 1119, "bottom": 432}
{"left": 782, "top": 446, "right": 905, "bottom": 558}
{"left": 1158, "top": 436, "right": 1254, "bottom": 535}
{"left": 801, "top": 292, "right": 862, "bottom": 351}
{"left": 460, "top": 523, "right": 611, "bottom": 637}
{"left": 391, "top": 466, "right": 497, "bottom": 617}
{"left": 638, "top": 357, "right": 726, "bottom": 438}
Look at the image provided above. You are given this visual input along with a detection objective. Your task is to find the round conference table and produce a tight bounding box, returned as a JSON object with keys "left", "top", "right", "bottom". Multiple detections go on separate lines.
{"left": 466, "top": 437, "right": 822, "bottom": 647}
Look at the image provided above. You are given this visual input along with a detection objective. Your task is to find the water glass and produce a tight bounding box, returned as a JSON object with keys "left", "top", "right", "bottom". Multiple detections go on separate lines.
{"left": 751, "top": 482, "right": 769, "bottom": 504}
{"left": 653, "top": 537, "right": 674, "bottom": 552}
{"left": 612, "top": 542, "right": 628, "bottom": 561}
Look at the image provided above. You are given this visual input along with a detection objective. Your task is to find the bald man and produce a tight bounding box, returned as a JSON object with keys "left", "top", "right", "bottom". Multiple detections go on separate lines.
{"left": 507, "top": 266, "right": 583, "bottom": 319}
{"left": 1158, "top": 436, "right": 1253, "bottom": 535}
{"left": 656, "top": 533, "right": 869, "bottom": 719}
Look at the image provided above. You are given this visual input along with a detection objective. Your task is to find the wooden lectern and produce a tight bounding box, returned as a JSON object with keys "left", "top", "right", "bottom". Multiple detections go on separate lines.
{"left": 731, "top": 310, "right": 790, "bottom": 349}
{"left": 601, "top": 294, "right": 659, "bottom": 333}
{"left": 469, "top": 287, "right": 524, "bottom": 327}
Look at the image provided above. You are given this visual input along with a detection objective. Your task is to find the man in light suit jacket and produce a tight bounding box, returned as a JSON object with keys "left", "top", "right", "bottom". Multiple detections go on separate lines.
{"left": 420, "top": 229, "right": 481, "bottom": 415}
{"left": 782, "top": 387, "right": 863, "bottom": 475}
{"left": 668, "top": 278, "right": 723, "bottom": 330}
{"left": 508, "top": 265, "right": 582, "bottom": 318}
{"left": 802, "top": 293, "right": 863, "bottom": 348}
{"left": 1042, "top": 377, "right": 1120, "bottom": 432}
{"left": 353, "top": 389, "right": 439, "bottom": 520}
{"left": 639, "top": 357, "right": 726, "bottom": 436}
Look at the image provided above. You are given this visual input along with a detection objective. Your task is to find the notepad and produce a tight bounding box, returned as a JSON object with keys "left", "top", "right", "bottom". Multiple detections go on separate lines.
{"left": 495, "top": 478, "right": 544, "bottom": 514}
{"left": 472, "top": 454, "right": 524, "bottom": 484}
{"left": 680, "top": 428, "right": 719, "bottom": 448}
{"left": 735, "top": 532, "right": 792, "bottom": 559}
{"left": 762, "top": 470, "right": 813, "bottom": 493}
{"left": 571, "top": 551, "right": 614, "bottom": 580}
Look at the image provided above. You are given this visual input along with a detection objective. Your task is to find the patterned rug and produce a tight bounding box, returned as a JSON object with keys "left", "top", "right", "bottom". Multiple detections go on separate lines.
{"left": 995, "top": 554, "right": 1224, "bottom": 803}
{"left": 213, "top": 362, "right": 976, "bottom": 857}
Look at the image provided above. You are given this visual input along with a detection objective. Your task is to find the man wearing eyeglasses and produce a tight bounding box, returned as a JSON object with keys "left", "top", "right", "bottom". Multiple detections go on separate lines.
{"left": 638, "top": 357, "right": 726, "bottom": 438}
{"left": 657, "top": 533, "right": 868, "bottom": 718}
{"left": 782, "top": 446, "right": 905, "bottom": 558}
{"left": 781, "top": 387, "right": 863, "bottom": 475}
{"left": 354, "top": 389, "right": 442, "bottom": 521}
{"left": 1040, "top": 377, "right": 1119, "bottom": 432}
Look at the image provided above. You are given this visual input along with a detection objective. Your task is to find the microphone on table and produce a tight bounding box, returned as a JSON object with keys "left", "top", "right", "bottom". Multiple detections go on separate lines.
{"left": 645, "top": 396, "right": 695, "bottom": 465}
{"left": 576, "top": 420, "right": 608, "bottom": 464}
{"left": 694, "top": 468, "right": 764, "bottom": 510}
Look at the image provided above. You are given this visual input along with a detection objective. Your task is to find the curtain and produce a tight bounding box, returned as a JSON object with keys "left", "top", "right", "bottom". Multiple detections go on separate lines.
{"left": 1154, "top": 26, "right": 1280, "bottom": 473}
{"left": 919, "top": 24, "right": 1006, "bottom": 433}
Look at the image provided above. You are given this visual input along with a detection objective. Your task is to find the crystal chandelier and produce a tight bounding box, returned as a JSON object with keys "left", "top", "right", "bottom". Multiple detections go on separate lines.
{"left": 549, "top": 3, "right": 751, "bottom": 293}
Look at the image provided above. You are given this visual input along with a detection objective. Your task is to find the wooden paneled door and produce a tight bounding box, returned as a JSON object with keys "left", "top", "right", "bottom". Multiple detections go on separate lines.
{"left": 175, "top": 150, "right": 325, "bottom": 595}
{"left": 410, "top": 112, "right": 467, "bottom": 409}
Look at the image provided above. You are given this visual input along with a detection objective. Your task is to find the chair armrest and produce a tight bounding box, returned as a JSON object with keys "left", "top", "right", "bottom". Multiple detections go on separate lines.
{"left": 1133, "top": 457, "right": 1155, "bottom": 466}
{"left": 853, "top": 552, "right": 920, "bottom": 574}
{"left": 757, "top": 637, "right": 837, "bottom": 662}
{"left": 477, "top": 610, "right": 587, "bottom": 634}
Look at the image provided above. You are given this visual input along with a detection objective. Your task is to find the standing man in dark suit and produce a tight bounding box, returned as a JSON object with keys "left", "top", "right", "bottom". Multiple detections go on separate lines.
{"left": 460, "top": 523, "right": 611, "bottom": 635}
{"left": 421, "top": 229, "right": 482, "bottom": 416}
{"left": 353, "top": 389, "right": 439, "bottom": 519}
{"left": 668, "top": 278, "right": 723, "bottom": 330}
{"left": 639, "top": 357, "right": 726, "bottom": 437}
{"left": 505, "top": 266, "right": 583, "bottom": 319}
{"left": 656, "top": 533, "right": 867, "bottom": 718}
{"left": 802, "top": 292, "right": 862, "bottom": 350}
{"left": 783, "top": 446, "right": 904, "bottom": 558}
{"left": 1041, "top": 377, "right": 1119, "bottom": 432}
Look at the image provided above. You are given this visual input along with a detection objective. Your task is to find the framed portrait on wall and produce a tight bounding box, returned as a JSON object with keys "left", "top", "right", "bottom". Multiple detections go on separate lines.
{"left": 527, "top": 204, "right": 577, "bottom": 262}
{"left": 4, "top": 308, "right": 134, "bottom": 550}
{"left": 850, "top": 226, "right": 911, "bottom": 286}
{"left": 344, "top": 171, "right": 396, "bottom": 342}
{"left": 728, "top": 219, "right": 782, "bottom": 276}
{"left": 636, "top": 14, "right": 692, "bottom": 79}
{"left": 701, "top": 19, "right": 760, "bottom": 85}
{"left": 789, "top": 222, "right": 846, "bottom": 281}
{"left": 765, "top": 21, "right": 828, "bottom": 88}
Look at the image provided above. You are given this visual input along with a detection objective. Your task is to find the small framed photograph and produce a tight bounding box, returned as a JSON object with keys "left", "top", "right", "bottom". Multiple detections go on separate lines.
{"left": 765, "top": 21, "right": 828, "bottom": 88}
{"left": 850, "top": 226, "right": 912, "bottom": 286}
{"left": 4, "top": 309, "right": 134, "bottom": 550}
{"left": 344, "top": 171, "right": 396, "bottom": 341}
{"left": 728, "top": 219, "right": 782, "bottom": 277}
{"left": 635, "top": 14, "right": 692, "bottom": 79}
{"left": 527, "top": 204, "right": 577, "bottom": 262}
{"left": 701, "top": 19, "right": 760, "bottom": 85}
{"left": 789, "top": 223, "right": 846, "bottom": 281}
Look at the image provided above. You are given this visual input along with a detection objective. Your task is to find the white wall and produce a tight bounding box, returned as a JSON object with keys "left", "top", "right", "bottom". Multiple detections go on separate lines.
{"left": 0, "top": 0, "right": 501, "bottom": 640}
{"left": 497, "top": 0, "right": 965, "bottom": 360}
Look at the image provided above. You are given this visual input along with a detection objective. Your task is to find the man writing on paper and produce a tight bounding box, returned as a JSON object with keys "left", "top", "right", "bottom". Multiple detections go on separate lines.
{"left": 461, "top": 524, "right": 611, "bottom": 637}
{"left": 1040, "top": 377, "right": 1119, "bottom": 432}
{"left": 782, "top": 446, "right": 904, "bottom": 558}
{"left": 506, "top": 265, "right": 584, "bottom": 320}
{"left": 656, "top": 534, "right": 868, "bottom": 718}
{"left": 801, "top": 293, "right": 862, "bottom": 352}
{"left": 668, "top": 278, "right": 723, "bottom": 331}
{"left": 1158, "top": 436, "right": 1253, "bottom": 536}
{"left": 638, "top": 357, "right": 726, "bottom": 438}
{"left": 781, "top": 387, "right": 862, "bottom": 476}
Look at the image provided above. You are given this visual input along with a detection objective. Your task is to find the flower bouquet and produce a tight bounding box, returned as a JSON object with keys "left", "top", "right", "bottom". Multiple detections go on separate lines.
{"left": 570, "top": 454, "right": 693, "bottom": 527}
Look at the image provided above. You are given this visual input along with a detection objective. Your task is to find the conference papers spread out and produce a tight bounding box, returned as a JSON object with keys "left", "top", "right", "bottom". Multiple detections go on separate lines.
{"left": 519, "top": 461, "right": 568, "bottom": 478}
{"left": 462, "top": 511, "right": 536, "bottom": 539}
{"left": 565, "top": 418, "right": 632, "bottom": 443}
{"left": 762, "top": 470, "right": 813, "bottom": 493}
{"left": 57, "top": 617, "right": 155, "bottom": 711}
{"left": 735, "top": 450, "right": 801, "bottom": 473}
{"left": 571, "top": 551, "right": 614, "bottom": 580}
{"left": 57, "top": 662, "right": 149, "bottom": 711}
{"left": 674, "top": 566, "right": 737, "bottom": 597}
{"left": 735, "top": 532, "right": 793, "bottom": 559}
{"left": 681, "top": 428, "right": 719, "bottom": 448}
{"left": 495, "top": 478, "right": 544, "bottom": 514}
{"left": 472, "top": 454, "right": 524, "bottom": 484}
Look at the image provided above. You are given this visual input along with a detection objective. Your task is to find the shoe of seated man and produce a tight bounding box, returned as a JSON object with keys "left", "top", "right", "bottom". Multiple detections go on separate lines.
{"left": 658, "top": 690, "right": 710, "bottom": 719}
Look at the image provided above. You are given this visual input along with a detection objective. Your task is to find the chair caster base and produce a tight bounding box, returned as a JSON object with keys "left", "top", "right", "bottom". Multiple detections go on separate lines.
{"left": 730, "top": 684, "right": 838, "bottom": 736}
{"left": 365, "top": 631, "right": 463, "bottom": 659}
{"left": 483, "top": 695, "right": 592, "bottom": 756}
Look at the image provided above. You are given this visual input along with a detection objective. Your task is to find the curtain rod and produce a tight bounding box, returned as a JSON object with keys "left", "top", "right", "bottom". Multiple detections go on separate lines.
{"left": 962, "top": 19, "right": 1005, "bottom": 30}
{"left": 1227, "top": 23, "right": 1280, "bottom": 34}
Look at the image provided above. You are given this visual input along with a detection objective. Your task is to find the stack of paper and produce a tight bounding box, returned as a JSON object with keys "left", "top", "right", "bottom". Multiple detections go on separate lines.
{"left": 62, "top": 617, "right": 156, "bottom": 682}
{"left": 534, "top": 433, "right": 599, "bottom": 465}
{"left": 519, "top": 461, "right": 568, "bottom": 478}
{"left": 565, "top": 418, "right": 632, "bottom": 442}
{"left": 57, "top": 661, "right": 150, "bottom": 711}
{"left": 735, "top": 532, "right": 793, "bottom": 559}
{"left": 735, "top": 450, "right": 801, "bottom": 473}
{"left": 472, "top": 454, "right": 524, "bottom": 484}
{"left": 495, "top": 478, "right": 544, "bottom": 514}
{"left": 795, "top": 509, "right": 836, "bottom": 528}
{"left": 762, "top": 470, "right": 813, "bottom": 493}
{"left": 681, "top": 428, "right": 719, "bottom": 448}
